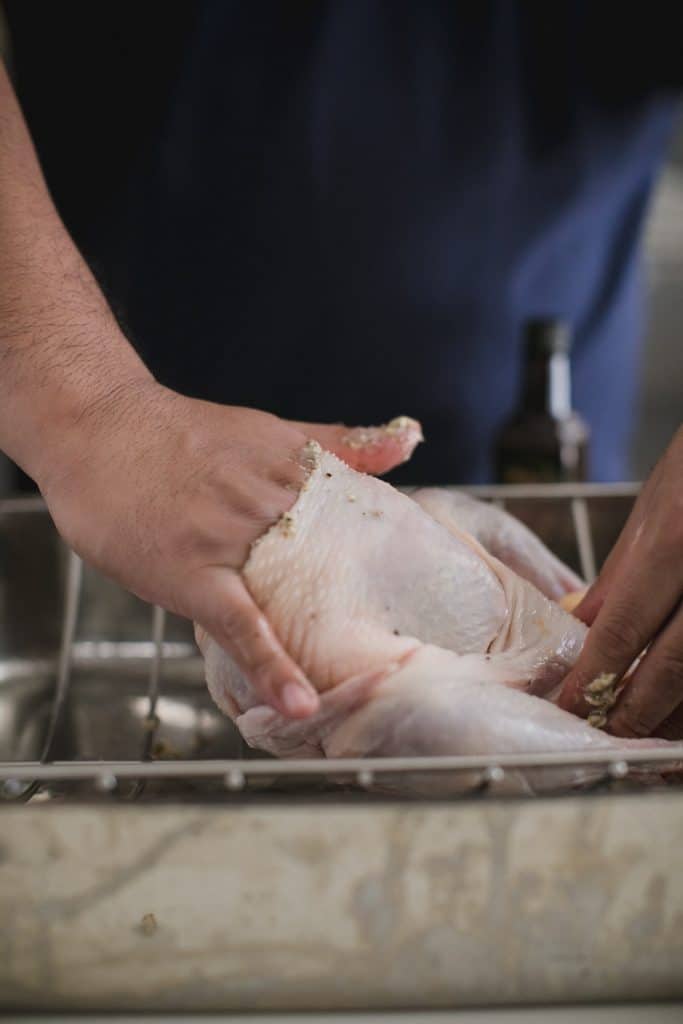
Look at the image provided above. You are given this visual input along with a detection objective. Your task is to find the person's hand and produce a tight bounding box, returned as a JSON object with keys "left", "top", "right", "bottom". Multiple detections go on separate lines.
{"left": 0, "top": 56, "right": 421, "bottom": 722}
{"left": 38, "top": 378, "right": 421, "bottom": 719}
{"left": 558, "top": 425, "right": 683, "bottom": 739}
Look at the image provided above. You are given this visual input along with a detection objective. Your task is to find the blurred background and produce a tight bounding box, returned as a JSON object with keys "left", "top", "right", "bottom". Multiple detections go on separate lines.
{"left": 634, "top": 124, "right": 683, "bottom": 477}
{"left": 0, "top": 8, "right": 680, "bottom": 494}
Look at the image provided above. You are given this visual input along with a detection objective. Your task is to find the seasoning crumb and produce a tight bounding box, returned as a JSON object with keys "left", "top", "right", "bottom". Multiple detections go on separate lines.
{"left": 140, "top": 913, "right": 157, "bottom": 937}
{"left": 279, "top": 513, "right": 295, "bottom": 537}
{"left": 584, "top": 672, "right": 617, "bottom": 697}
{"left": 301, "top": 439, "right": 322, "bottom": 468}
{"left": 584, "top": 672, "right": 620, "bottom": 730}
{"left": 347, "top": 494, "right": 357, "bottom": 502}
{"left": 393, "top": 629, "right": 400, "bottom": 636}
{"left": 342, "top": 429, "right": 374, "bottom": 449}
{"left": 325, "top": 472, "right": 332, "bottom": 478}
{"left": 370, "top": 509, "right": 383, "bottom": 518}
{"left": 384, "top": 415, "right": 420, "bottom": 436}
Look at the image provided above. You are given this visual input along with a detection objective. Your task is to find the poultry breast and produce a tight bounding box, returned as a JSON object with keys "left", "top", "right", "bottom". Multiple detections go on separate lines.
{"left": 198, "top": 442, "right": 674, "bottom": 791}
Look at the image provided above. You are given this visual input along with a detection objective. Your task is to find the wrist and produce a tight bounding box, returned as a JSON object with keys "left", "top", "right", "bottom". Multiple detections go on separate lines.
{"left": 2, "top": 326, "right": 155, "bottom": 493}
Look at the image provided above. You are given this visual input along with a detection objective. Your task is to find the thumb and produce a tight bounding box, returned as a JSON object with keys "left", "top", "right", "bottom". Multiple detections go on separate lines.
{"left": 187, "top": 568, "right": 320, "bottom": 719}
{"left": 289, "top": 416, "right": 423, "bottom": 475}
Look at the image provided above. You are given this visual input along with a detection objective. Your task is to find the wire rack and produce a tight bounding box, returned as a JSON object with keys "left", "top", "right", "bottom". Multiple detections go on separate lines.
{"left": 1, "top": 482, "right": 681, "bottom": 802}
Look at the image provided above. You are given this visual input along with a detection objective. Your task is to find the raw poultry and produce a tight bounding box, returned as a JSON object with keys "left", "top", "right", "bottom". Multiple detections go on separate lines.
{"left": 197, "top": 442, "right": 676, "bottom": 791}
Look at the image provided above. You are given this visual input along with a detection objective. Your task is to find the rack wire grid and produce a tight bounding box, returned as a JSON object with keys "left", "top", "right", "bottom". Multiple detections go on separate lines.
{"left": 1, "top": 482, "right": 681, "bottom": 802}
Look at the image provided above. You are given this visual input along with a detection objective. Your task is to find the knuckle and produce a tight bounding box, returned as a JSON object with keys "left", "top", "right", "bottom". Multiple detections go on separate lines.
{"left": 217, "top": 606, "right": 247, "bottom": 641}
{"left": 592, "top": 611, "right": 643, "bottom": 661}
{"left": 246, "top": 645, "right": 284, "bottom": 683}
{"left": 202, "top": 589, "right": 253, "bottom": 643}
{"left": 611, "top": 708, "right": 654, "bottom": 739}
{"left": 215, "top": 606, "right": 288, "bottom": 683}
{"left": 220, "top": 606, "right": 264, "bottom": 647}
{"left": 651, "top": 649, "right": 683, "bottom": 685}
{"left": 669, "top": 519, "right": 683, "bottom": 552}
{"left": 653, "top": 522, "right": 683, "bottom": 561}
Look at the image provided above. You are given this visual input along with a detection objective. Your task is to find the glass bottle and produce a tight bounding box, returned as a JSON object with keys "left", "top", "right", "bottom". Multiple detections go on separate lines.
{"left": 495, "top": 319, "right": 590, "bottom": 483}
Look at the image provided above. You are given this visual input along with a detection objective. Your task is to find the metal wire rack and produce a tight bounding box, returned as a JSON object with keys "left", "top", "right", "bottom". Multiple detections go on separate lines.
{"left": 1, "top": 482, "right": 681, "bottom": 802}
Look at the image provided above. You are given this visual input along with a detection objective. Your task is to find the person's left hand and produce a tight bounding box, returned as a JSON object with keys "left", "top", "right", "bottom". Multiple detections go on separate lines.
{"left": 558, "top": 425, "right": 683, "bottom": 739}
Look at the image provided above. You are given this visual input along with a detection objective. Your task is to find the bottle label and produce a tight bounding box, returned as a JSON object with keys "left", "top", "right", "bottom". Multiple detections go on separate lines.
{"left": 549, "top": 353, "right": 571, "bottom": 418}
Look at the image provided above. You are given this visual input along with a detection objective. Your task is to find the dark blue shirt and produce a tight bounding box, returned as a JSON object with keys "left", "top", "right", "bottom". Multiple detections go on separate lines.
{"left": 6, "top": 1, "right": 681, "bottom": 482}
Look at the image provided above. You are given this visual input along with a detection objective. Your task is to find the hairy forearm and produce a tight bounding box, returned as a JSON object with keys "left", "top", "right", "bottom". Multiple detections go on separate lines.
{"left": 0, "top": 61, "right": 152, "bottom": 487}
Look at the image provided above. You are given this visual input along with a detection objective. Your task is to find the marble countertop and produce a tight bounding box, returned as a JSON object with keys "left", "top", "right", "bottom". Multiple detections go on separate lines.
{"left": 13, "top": 1004, "right": 683, "bottom": 1023}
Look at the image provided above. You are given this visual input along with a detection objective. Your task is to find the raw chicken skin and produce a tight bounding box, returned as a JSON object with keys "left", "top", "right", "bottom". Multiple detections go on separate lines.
{"left": 198, "top": 444, "right": 673, "bottom": 790}
{"left": 410, "top": 488, "right": 583, "bottom": 601}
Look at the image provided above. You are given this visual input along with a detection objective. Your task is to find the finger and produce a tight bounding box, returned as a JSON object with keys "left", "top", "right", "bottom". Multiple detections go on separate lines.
{"left": 656, "top": 700, "right": 683, "bottom": 741}
{"left": 576, "top": 428, "right": 682, "bottom": 628}
{"left": 607, "top": 603, "right": 683, "bottom": 738}
{"left": 558, "top": 559, "right": 681, "bottom": 716}
{"left": 573, "top": 511, "right": 650, "bottom": 627}
{"left": 571, "top": 579, "right": 607, "bottom": 626}
{"left": 291, "top": 416, "right": 423, "bottom": 474}
{"left": 190, "top": 568, "right": 320, "bottom": 718}
{"left": 571, "top": 529, "right": 637, "bottom": 626}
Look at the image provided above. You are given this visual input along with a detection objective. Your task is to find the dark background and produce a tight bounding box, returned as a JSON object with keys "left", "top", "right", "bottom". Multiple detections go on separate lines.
{"left": 0, "top": 5, "right": 679, "bottom": 493}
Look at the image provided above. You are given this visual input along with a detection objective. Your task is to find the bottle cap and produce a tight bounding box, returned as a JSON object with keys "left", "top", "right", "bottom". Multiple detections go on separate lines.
{"left": 525, "top": 319, "right": 571, "bottom": 356}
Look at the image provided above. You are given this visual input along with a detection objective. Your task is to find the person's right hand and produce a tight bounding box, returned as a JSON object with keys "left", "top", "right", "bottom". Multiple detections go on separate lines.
{"left": 37, "top": 379, "right": 421, "bottom": 719}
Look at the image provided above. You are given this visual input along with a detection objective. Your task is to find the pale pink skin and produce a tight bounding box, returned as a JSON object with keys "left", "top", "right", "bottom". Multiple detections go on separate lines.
{"left": 197, "top": 449, "right": 673, "bottom": 793}
{"left": 410, "top": 488, "right": 583, "bottom": 601}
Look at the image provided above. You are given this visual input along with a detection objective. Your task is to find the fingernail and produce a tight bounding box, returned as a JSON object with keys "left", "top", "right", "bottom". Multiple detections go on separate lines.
{"left": 281, "top": 681, "right": 319, "bottom": 717}
{"left": 384, "top": 415, "right": 423, "bottom": 441}
{"left": 341, "top": 417, "right": 423, "bottom": 450}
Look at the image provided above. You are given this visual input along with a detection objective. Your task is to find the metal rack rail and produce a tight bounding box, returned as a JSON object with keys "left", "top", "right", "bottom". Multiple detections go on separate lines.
{"left": 3, "top": 481, "right": 681, "bottom": 802}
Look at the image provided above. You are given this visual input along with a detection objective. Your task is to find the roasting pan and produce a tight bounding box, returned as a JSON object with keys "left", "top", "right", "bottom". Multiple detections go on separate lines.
{"left": 1, "top": 484, "right": 682, "bottom": 1013}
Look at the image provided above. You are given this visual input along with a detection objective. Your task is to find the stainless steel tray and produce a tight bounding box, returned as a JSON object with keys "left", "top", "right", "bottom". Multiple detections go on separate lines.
{"left": 1, "top": 486, "right": 682, "bottom": 1013}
